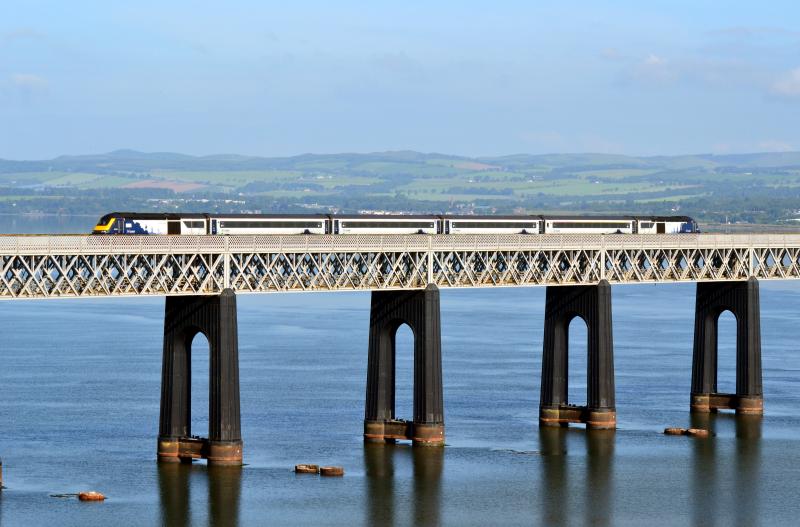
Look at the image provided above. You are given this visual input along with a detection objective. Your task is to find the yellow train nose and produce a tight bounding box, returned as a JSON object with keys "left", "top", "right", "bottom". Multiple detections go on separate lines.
{"left": 92, "top": 217, "right": 117, "bottom": 233}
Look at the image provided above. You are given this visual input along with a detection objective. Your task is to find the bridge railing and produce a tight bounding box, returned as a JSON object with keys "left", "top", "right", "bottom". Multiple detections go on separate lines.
{"left": 3, "top": 233, "right": 800, "bottom": 255}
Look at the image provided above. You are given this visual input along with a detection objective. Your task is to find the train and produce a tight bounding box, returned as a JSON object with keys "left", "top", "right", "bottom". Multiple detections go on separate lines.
{"left": 91, "top": 212, "right": 699, "bottom": 235}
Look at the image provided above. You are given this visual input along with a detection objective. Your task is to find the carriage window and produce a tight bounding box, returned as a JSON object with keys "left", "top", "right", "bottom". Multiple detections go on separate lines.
{"left": 551, "top": 222, "right": 631, "bottom": 229}
{"left": 341, "top": 221, "right": 435, "bottom": 228}
{"left": 640, "top": 222, "right": 654, "bottom": 229}
{"left": 452, "top": 222, "right": 538, "bottom": 229}
{"left": 183, "top": 221, "right": 205, "bottom": 229}
{"left": 218, "top": 221, "right": 323, "bottom": 228}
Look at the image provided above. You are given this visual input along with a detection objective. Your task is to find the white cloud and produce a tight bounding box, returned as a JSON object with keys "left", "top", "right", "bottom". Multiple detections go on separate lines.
{"left": 770, "top": 68, "right": 800, "bottom": 98}
{"left": 519, "top": 131, "right": 625, "bottom": 154}
{"left": 756, "top": 139, "right": 794, "bottom": 152}
{"left": 10, "top": 73, "right": 48, "bottom": 90}
{"left": 1, "top": 28, "right": 46, "bottom": 44}
{"left": 627, "top": 53, "right": 678, "bottom": 84}
{"left": 643, "top": 53, "right": 665, "bottom": 66}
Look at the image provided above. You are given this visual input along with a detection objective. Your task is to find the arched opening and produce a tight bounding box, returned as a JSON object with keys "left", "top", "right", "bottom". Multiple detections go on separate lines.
{"left": 394, "top": 323, "right": 414, "bottom": 420}
{"left": 717, "top": 310, "right": 737, "bottom": 394}
{"left": 567, "top": 316, "right": 588, "bottom": 406}
{"left": 190, "top": 331, "right": 210, "bottom": 436}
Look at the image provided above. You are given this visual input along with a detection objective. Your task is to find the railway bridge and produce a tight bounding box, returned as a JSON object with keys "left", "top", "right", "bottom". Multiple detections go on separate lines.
{"left": 0, "top": 232, "right": 797, "bottom": 474}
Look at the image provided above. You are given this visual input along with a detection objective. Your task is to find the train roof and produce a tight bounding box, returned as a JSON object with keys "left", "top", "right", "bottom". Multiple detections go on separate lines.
{"left": 103, "top": 212, "right": 207, "bottom": 220}
{"left": 632, "top": 215, "right": 695, "bottom": 222}
{"left": 103, "top": 212, "right": 328, "bottom": 219}
{"left": 102, "top": 212, "right": 696, "bottom": 222}
{"left": 211, "top": 213, "right": 328, "bottom": 219}
{"left": 442, "top": 215, "right": 541, "bottom": 220}
{"left": 333, "top": 214, "right": 439, "bottom": 219}
{"left": 541, "top": 214, "right": 636, "bottom": 221}
{"left": 541, "top": 214, "right": 695, "bottom": 222}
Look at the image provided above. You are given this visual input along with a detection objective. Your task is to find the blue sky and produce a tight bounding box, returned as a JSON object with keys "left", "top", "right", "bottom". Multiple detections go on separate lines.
{"left": 2, "top": 1, "right": 800, "bottom": 159}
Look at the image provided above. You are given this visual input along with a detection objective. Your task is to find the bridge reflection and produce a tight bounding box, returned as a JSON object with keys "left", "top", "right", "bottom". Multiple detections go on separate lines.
{"left": 690, "top": 414, "right": 762, "bottom": 527}
{"left": 157, "top": 464, "right": 242, "bottom": 527}
{"left": 364, "top": 444, "right": 444, "bottom": 527}
{"left": 538, "top": 427, "right": 615, "bottom": 526}
{"left": 153, "top": 418, "right": 762, "bottom": 527}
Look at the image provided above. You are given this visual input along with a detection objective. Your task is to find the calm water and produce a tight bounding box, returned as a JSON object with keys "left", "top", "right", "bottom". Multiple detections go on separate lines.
{"left": 0, "top": 216, "right": 799, "bottom": 526}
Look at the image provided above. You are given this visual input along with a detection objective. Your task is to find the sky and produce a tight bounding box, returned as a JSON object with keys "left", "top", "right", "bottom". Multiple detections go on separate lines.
{"left": 2, "top": 1, "right": 800, "bottom": 159}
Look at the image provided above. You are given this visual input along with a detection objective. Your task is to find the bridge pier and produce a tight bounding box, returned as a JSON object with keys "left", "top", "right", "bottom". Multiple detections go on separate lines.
{"left": 157, "top": 289, "right": 243, "bottom": 465}
{"left": 690, "top": 277, "right": 763, "bottom": 415}
{"left": 539, "top": 280, "right": 616, "bottom": 429}
{"left": 364, "top": 284, "right": 444, "bottom": 446}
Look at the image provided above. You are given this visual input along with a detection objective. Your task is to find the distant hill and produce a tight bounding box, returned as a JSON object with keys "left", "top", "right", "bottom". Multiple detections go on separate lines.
{"left": 5, "top": 149, "right": 800, "bottom": 173}
{"left": 1, "top": 149, "right": 800, "bottom": 224}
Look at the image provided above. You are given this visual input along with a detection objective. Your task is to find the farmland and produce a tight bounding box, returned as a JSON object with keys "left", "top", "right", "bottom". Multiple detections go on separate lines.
{"left": 1, "top": 149, "right": 800, "bottom": 224}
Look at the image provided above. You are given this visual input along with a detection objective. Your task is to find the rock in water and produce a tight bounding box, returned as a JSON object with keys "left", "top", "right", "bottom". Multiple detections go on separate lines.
{"left": 295, "top": 464, "right": 320, "bottom": 474}
{"left": 320, "top": 466, "right": 344, "bottom": 477}
{"left": 78, "top": 491, "right": 105, "bottom": 501}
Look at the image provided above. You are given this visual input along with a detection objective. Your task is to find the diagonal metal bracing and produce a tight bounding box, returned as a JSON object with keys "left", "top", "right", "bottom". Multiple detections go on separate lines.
{"left": 0, "top": 233, "right": 799, "bottom": 299}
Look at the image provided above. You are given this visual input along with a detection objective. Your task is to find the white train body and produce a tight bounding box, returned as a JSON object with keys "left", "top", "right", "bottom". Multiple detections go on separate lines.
{"left": 211, "top": 216, "right": 327, "bottom": 235}
{"left": 445, "top": 217, "right": 540, "bottom": 234}
{"left": 635, "top": 219, "right": 690, "bottom": 234}
{"left": 332, "top": 216, "right": 439, "bottom": 235}
{"left": 544, "top": 217, "right": 635, "bottom": 235}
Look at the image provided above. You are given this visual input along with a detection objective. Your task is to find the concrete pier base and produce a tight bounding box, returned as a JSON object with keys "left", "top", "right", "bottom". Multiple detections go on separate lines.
{"left": 364, "top": 284, "right": 444, "bottom": 446}
{"left": 158, "top": 289, "right": 243, "bottom": 465}
{"left": 691, "top": 277, "right": 763, "bottom": 415}
{"left": 539, "top": 280, "right": 616, "bottom": 430}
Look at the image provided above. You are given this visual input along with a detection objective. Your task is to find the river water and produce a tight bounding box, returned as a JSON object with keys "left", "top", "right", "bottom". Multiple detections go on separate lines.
{"left": 0, "top": 216, "right": 799, "bottom": 526}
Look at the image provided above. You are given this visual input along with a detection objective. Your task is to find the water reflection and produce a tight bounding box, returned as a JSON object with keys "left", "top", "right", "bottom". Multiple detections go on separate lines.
{"left": 538, "top": 427, "right": 616, "bottom": 526}
{"left": 157, "top": 463, "right": 242, "bottom": 527}
{"left": 585, "top": 430, "right": 615, "bottom": 526}
{"left": 364, "top": 444, "right": 396, "bottom": 526}
{"left": 538, "top": 427, "right": 568, "bottom": 526}
{"left": 690, "top": 414, "right": 762, "bottom": 527}
{"left": 412, "top": 447, "right": 444, "bottom": 526}
{"left": 208, "top": 466, "right": 243, "bottom": 527}
{"left": 364, "top": 444, "right": 444, "bottom": 527}
{"left": 734, "top": 416, "right": 762, "bottom": 527}
{"left": 158, "top": 464, "right": 190, "bottom": 527}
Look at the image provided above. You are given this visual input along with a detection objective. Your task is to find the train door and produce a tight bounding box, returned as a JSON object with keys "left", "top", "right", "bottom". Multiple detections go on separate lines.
{"left": 211, "top": 219, "right": 218, "bottom": 235}
{"left": 656, "top": 222, "right": 665, "bottom": 234}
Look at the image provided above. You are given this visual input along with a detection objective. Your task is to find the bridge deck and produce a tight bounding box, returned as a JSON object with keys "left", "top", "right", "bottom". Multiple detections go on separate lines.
{"left": 0, "top": 233, "right": 799, "bottom": 299}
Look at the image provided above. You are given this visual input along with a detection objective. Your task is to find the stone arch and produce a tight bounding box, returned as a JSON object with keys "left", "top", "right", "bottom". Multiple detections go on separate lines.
{"left": 364, "top": 284, "right": 444, "bottom": 445}
{"left": 157, "top": 289, "right": 242, "bottom": 465}
{"left": 716, "top": 309, "right": 738, "bottom": 392}
{"left": 539, "top": 280, "right": 615, "bottom": 429}
{"left": 566, "top": 313, "right": 589, "bottom": 405}
{"left": 691, "top": 277, "right": 762, "bottom": 414}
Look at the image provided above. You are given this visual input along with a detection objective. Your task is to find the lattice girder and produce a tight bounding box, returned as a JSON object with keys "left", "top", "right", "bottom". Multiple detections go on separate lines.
{"left": 0, "top": 234, "right": 799, "bottom": 298}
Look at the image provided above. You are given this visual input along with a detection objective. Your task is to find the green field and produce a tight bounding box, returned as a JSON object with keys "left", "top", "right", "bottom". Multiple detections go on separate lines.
{"left": 3, "top": 149, "right": 800, "bottom": 223}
